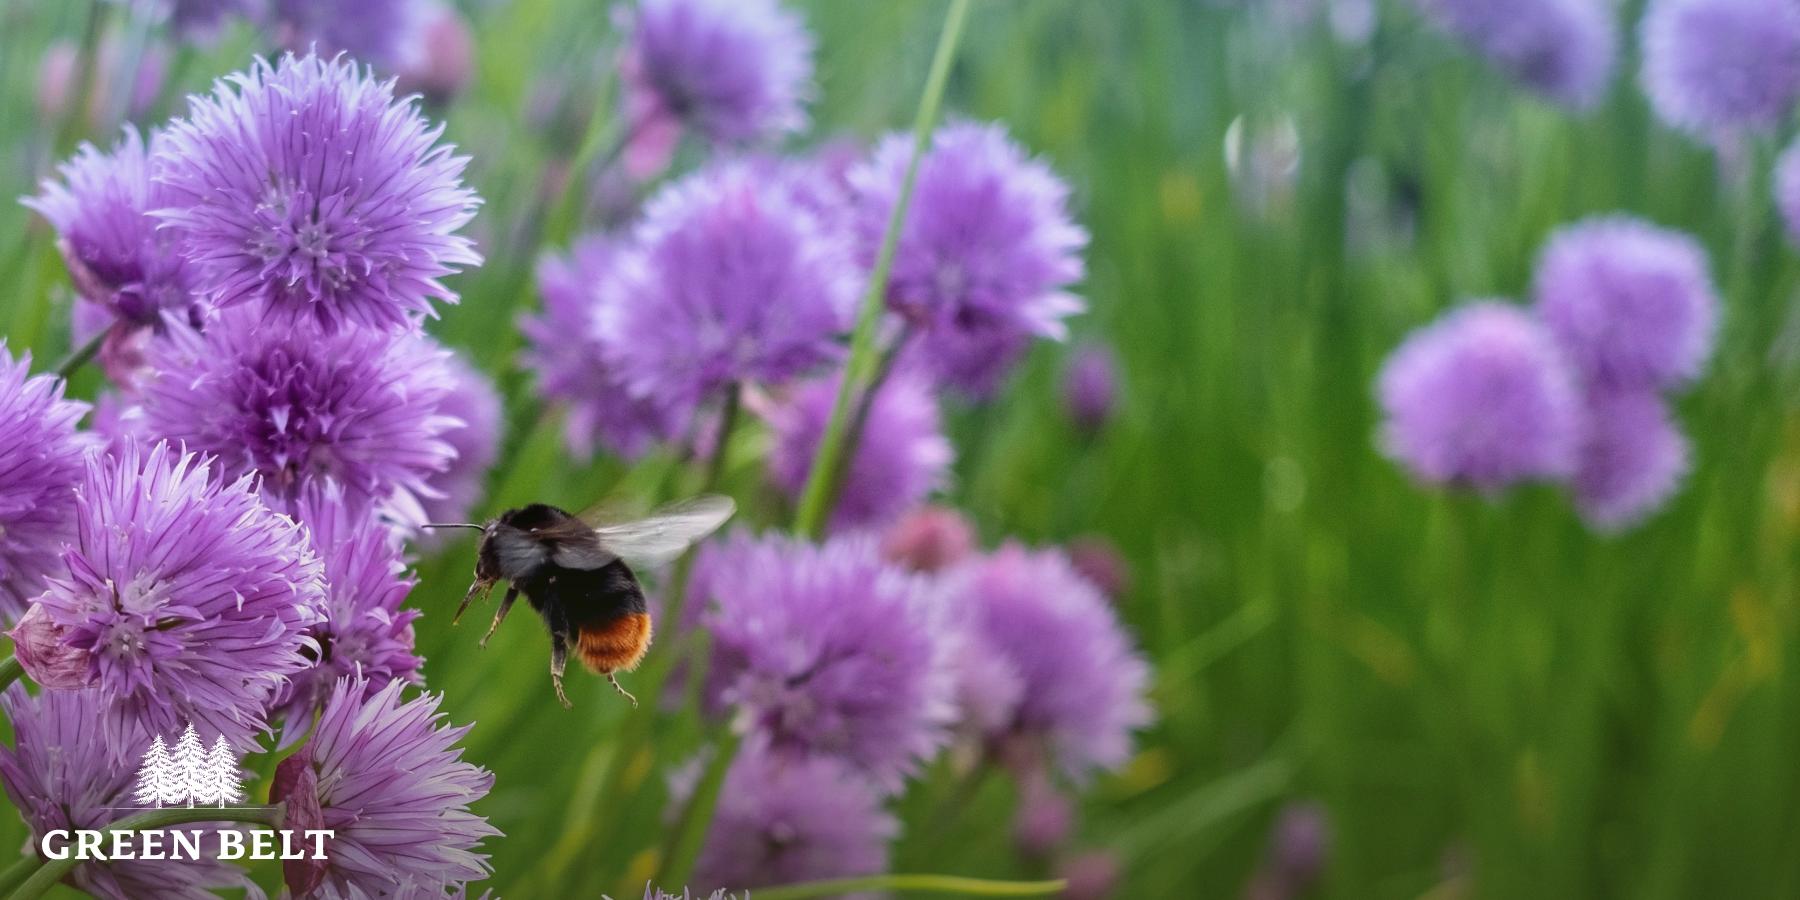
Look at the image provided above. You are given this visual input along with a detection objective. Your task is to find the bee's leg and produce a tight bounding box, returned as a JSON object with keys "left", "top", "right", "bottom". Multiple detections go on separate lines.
{"left": 604, "top": 672, "right": 638, "bottom": 709}
{"left": 479, "top": 586, "right": 518, "bottom": 649}
{"left": 452, "top": 576, "right": 493, "bottom": 625}
{"left": 549, "top": 628, "right": 573, "bottom": 710}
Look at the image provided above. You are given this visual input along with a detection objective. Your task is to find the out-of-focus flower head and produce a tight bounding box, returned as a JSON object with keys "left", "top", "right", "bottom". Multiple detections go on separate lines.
{"left": 1058, "top": 851, "right": 1122, "bottom": 900}
{"left": 1774, "top": 135, "right": 1800, "bottom": 245}
{"left": 597, "top": 161, "right": 856, "bottom": 414}
{"left": 163, "top": 0, "right": 260, "bottom": 43}
{"left": 269, "top": 487, "right": 423, "bottom": 738}
{"left": 1532, "top": 216, "right": 1718, "bottom": 391}
{"left": 1012, "top": 768, "right": 1074, "bottom": 859}
{"left": 619, "top": 0, "right": 815, "bottom": 145}
{"left": 685, "top": 745, "right": 896, "bottom": 893}
{"left": 1640, "top": 0, "right": 1800, "bottom": 134}
{"left": 0, "top": 346, "right": 90, "bottom": 622}
{"left": 36, "top": 34, "right": 169, "bottom": 129}
{"left": 420, "top": 353, "right": 502, "bottom": 528}
{"left": 28, "top": 442, "right": 326, "bottom": 751}
{"left": 1066, "top": 534, "right": 1131, "bottom": 601}
{"left": 24, "top": 127, "right": 200, "bottom": 337}
{"left": 155, "top": 52, "right": 481, "bottom": 333}
{"left": 881, "top": 504, "right": 977, "bottom": 573}
{"left": 1376, "top": 302, "right": 1582, "bottom": 491}
{"left": 137, "top": 307, "right": 461, "bottom": 524}
{"left": 941, "top": 544, "right": 1151, "bottom": 781}
{"left": 690, "top": 531, "right": 954, "bottom": 791}
{"left": 1413, "top": 0, "right": 1618, "bottom": 109}
{"left": 762, "top": 372, "right": 953, "bottom": 533}
{"left": 267, "top": 0, "right": 416, "bottom": 69}
{"left": 853, "top": 120, "right": 1087, "bottom": 396}
{"left": 0, "top": 688, "right": 255, "bottom": 899}
{"left": 1063, "top": 342, "right": 1121, "bottom": 435}
{"left": 523, "top": 234, "right": 684, "bottom": 460}
{"left": 1571, "top": 388, "right": 1691, "bottom": 532}
{"left": 1248, "top": 801, "right": 1332, "bottom": 899}
{"left": 396, "top": 0, "right": 476, "bottom": 106}
{"left": 272, "top": 677, "right": 498, "bottom": 898}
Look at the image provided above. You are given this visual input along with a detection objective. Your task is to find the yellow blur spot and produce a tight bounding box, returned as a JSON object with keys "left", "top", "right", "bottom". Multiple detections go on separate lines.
{"left": 622, "top": 745, "right": 655, "bottom": 793}
{"left": 1730, "top": 585, "right": 1782, "bottom": 681}
{"left": 1160, "top": 171, "right": 1203, "bottom": 225}
{"left": 1513, "top": 749, "right": 1553, "bottom": 836}
{"left": 1116, "top": 746, "right": 1175, "bottom": 795}
{"left": 1688, "top": 658, "right": 1750, "bottom": 751}
{"left": 622, "top": 848, "right": 659, "bottom": 890}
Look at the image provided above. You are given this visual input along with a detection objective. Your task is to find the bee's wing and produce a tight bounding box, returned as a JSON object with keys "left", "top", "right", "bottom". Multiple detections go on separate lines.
{"left": 590, "top": 494, "right": 736, "bottom": 569}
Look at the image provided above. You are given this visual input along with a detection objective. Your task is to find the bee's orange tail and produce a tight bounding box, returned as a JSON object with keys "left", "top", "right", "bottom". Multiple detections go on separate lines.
{"left": 576, "top": 612, "right": 653, "bottom": 674}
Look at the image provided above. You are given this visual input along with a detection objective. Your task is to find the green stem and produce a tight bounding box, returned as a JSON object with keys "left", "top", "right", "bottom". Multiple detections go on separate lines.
{"left": 792, "top": 0, "right": 972, "bottom": 539}
{"left": 701, "top": 382, "right": 742, "bottom": 494}
{"left": 652, "top": 725, "right": 742, "bottom": 887}
{"left": 55, "top": 0, "right": 108, "bottom": 156}
{"left": 54, "top": 325, "right": 109, "bottom": 381}
{"left": 0, "top": 656, "right": 23, "bottom": 695}
{"left": 8, "top": 806, "right": 280, "bottom": 900}
{"left": 754, "top": 874, "right": 1067, "bottom": 900}
{"left": 0, "top": 856, "right": 31, "bottom": 896}
{"left": 819, "top": 325, "right": 913, "bottom": 519}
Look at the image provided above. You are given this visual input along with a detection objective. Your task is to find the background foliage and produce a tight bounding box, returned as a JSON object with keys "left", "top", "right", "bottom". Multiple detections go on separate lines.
{"left": 2, "top": 0, "right": 1796, "bottom": 896}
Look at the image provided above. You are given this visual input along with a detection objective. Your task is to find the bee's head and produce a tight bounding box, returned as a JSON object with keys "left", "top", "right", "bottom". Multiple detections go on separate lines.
{"left": 494, "top": 503, "right": 577, "bottom": 532}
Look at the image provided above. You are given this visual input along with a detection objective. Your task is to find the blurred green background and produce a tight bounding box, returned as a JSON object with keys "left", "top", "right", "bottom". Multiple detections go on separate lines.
{"left": 4, "top": 0, "right": 1800, "bottom": 897}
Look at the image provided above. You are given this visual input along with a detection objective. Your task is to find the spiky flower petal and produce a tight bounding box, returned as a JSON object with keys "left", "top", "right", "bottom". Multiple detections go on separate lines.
{"left": 0, "top": 346, "right": 90, "bottom": 622}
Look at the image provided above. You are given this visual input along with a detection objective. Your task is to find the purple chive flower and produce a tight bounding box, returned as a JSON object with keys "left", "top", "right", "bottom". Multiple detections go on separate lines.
{"left": 620, "top": 0, "right": 815, "bottom": 144}
{"left": 270, "top": 488, "right": 423, "bottom": 738}
{"left": 137, "top": 308, "right": 461, "bottom": 523}
{"left": 690, "top": 532, "right": 953, "bottom": 791}
{"left": 881, "top": 504, "right": 977, "bottom": 573}
{"left": 1012, "top": 769, "right": 1074, "bottom": 859}
{"left": 0, "top": 347, "right": 90, "bottom": 623}
{"left": 686, "top": 746, "right": 896, "bottom": 892}
{"left": 941, "top": 544, "right": 1151, "bottom": 780}
{"left": 597, "top": 162, "right": 856, "bottom": 413}
{"left": 1066, "top": 535, "right": 1131, "bottom": 601}
{"left": 0, "top": 689, "right": 255, "bottom": 899}
{"left": 24, "top": 127, "right": 199, "bottom": 335}
{"left": 853, "top": 121, "right": 1087, "bottom": 396}
{"left": 29, "top": 442, "right": 326, "bottom": 751}
{"left": 1571, "top": 388, "right": 1691, "bottom": 531}
{"left": 421, "top": 354, "right": 502, "bottom": 528}
{"left": 763, "top": 373, "right": 953, "bottom": 533}
{"left": 1640, "top": 0, "right": 1800, "bottom": 134}
{"left": 1063, "top": 342, "right": 1120, "bottom": 434}
{"left": 1533, "top": 216, "right": 1719, "bottom": 391}
{"left": 1376, "top": 302, "right": 1582, "bottom": 491}
{"left": 267, "top": 0, "right": 415, "bottom": 69}
{"left": 272, "top": 678, "right": 498, "bottom": 898}
{"left": 1412, "top": 0, "right": 1618, "bottom": 109}
{"left": 523, "top": 234, "right": 683, "bottom": 460}
{"left": 154, "top": 52, "right": 481, "bottom": 333}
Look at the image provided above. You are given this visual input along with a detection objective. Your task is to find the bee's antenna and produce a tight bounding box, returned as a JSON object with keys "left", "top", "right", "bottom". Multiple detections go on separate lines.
{"left": 422, "top": 523, "right": 486, "bottom": 531}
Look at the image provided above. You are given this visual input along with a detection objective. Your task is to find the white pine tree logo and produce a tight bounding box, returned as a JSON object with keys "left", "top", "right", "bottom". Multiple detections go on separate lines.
{"left": 132, "top": 723, "right": 247, "bottom": 808}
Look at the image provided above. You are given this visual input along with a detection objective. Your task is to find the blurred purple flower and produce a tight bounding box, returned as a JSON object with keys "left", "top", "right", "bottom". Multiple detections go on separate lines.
{"left": 24, "top": 127, "right": 199, "bottom": 335}
{"left": 1059, "top": 851, "right": 1121, "bottom": 900}
{"left": 1572, "top": 388, "right": 1691, "bottom": 532}
{"left": 30, "top": 442, "right": 326, "bottom": 751}
{"left": 597, "top": 162, "right": 855, "bottom": 413}
{"left": 1066, "top": 535, "right": 1131, "bottom": 601}
{"left": 881, "top": 504, "right": 977, "bottom": 573}
{"left": 0, "top": 346, "right": 90, "bottom": 622}
{"left": 0, "top": 689, "right": 254, "bottom": 899}
{"left": 155, "top": 52, "right": 481, "bottom": 332}
{"left": 691, "top": 532, "right": 954, "bottom": 791}
{"left": 523, "top": 234, "right": 683, "bottom": 460}
{"left": 942, "top": 544, "right": 1151, "bottom": 780}
{"left": 1247, "top": 801, "right": 1331, "bottom": 899}
{"left": 396, "top": 0, "right": 476, "bottom": 106}
{"left": 165, "top": 0, "right": 258, "bottom": 42}
{"left": 1775, "top": 135, "right": 1800, "bottom": 245}
{"left": 1376, "top": 302, "right": 1582, "bottom": 491}
{"left": 620, "top": 0, "right": 815, "bottom": 144}
{"left": 267, "top": 0, "right": 415, "bottom": 68}
{"left": 1012, "top": 768, "right": 1074, "bottom": 859}
{"left": 272, "top": 677, "right": 498, "bottom": 898}
{"left": 686, "top": 746, "right": 896, "bottom": 893}
{"left": 1533, "top": 216, "right": 1718, "bottom": 391}
{"left": 1640, "top": 0, "right": 1800, "bottom": 134}
{"left": 1413, "top": 0, "right": 1617, "bottom": 109}
{"left": 269, "top": 488, "right": 423, "bottom": 739}
{"left": 36, "top": 34, "right": 169, "bottom": 129}
{"left": 1063, "top": 342, "right": 1120, "bottom": 434}
{"left": 137, "top": 308, "right": 461, "bottom": 523}
{"left": 421, "top": 353, "right": 502, "bottom": 528}
{"left": 763, "top": 373, "right": 953, "bottom": 533}
{"left": 853, "top": 121, "right": 1086, "bottom": 395}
